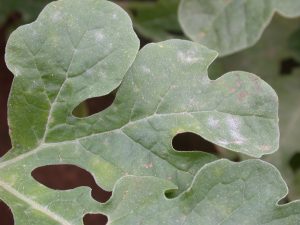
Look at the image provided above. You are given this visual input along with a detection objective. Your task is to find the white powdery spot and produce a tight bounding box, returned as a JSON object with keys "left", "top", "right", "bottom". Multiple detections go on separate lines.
{"left": 112, "top": 13, "right": 118, "bottom": 19}
{"left": 260, "top": 145, "right": 271, "bottom": 152}
{"left": 230, "top": 130, "right": 246, "bottom": 144}
{"left": 94, "top": 31, "right": 104, "bottom": 42}
{"left": 133, "top": 85, "right": 139, "bottom": 93}
{"left": 208, "top": 116, "right": 219, "bottom": 128}
{"left": 233, "top": 140, "right": 244, "bottom": 145}
{"left": 187, "top": 98, "right": 198, "bottom": 109}
{"left": 217, "top": 139, "right": 229, "bottom": 146}
{"left": 107, "top": 43, "right": 113, "bottom": 50}
{"left": 141, "top": 65, "right": 151, "bottom": 74}
{"left": 226, "top": 116, "right": 247, "bottom": 144}
{"left": 226, "top": 116, "right": 241, "bottom": 130}
{"left": 51, "top": 11, "right": 63, "bottom": 22}
{"left": 177, "top": 50, "right": 202, "bottom": 64}
{"left": 86, "top": 68, "right": 93, "bottom": 76}
{"left": 32, "top": 81, "right": 38, "bottom": 88}
{"left": 201, "top": 76, "right": 210, "bottom": 85}
{"left": 31, "top": 28, "right": 38, "bottom": 37}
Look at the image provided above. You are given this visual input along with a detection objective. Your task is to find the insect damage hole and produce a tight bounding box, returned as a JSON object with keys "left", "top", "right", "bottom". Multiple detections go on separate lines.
{"left": 72, "top": 90, "right": 116, "bottom": 118}
{"left": 172, "top": 132, "right": 219, "bottom": 155}
{"left": 83, "top": 213, "right": 108, "bottom": 225}
{"left": 31, "top": 164, "right": 111, "bottom": 203}
{"left": 0, "top": 200, "right": 14, "bottom": 225}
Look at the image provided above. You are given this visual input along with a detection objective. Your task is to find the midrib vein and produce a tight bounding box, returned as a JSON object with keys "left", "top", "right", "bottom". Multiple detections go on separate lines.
{"left": 0, "top": 110, "right": 274, "bottom": 169}
{"left": 0, "top": 180, "right": 72, "bottom": 225}
{"left": 41, "top": 28, "right": 86, "bottom": 143}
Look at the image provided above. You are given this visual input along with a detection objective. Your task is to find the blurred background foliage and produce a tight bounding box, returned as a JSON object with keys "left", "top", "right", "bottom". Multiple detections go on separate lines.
{"left": 0, "top": 0, "right": 299, "bottom": 224}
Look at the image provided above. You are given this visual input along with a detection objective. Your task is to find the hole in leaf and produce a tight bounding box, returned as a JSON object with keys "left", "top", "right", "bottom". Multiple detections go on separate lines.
{"left": 289, "top": 152, "right": 300, "bottom": 172}
{"left": 164, "top": 187, "right": 180, "bottom": 199}
{"left": 83, "top": 213, "right": 108, "bottom": 225}
{"left": 278, "top": 196, "right": 290, "bottom": 204}
{"left": 0, "top": 200, "right": 14, "bottom": 225}
{"left": 31, "top": 164, "right": 111, "bottom": 203}
{"left": 280, "top": 58, "right": 300, "bottom": 75}
{"left": 72, "top": 90, "right": 116, "bottom": 118}
{"left": 172, "top": 132, "right": 218, "bottom": 155}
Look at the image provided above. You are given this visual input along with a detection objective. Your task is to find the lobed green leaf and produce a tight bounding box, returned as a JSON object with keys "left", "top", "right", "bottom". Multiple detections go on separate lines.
{"left": 0, "top": 0, "right": 282, "bottom": 224}
{"left": 101, "top": 160, "right": 300, "bottom": 225}
{"left": 178, "top": 0, "right": 300, "bottom": 56}
{"left": 210, "top": 15, "right": 300, "bottom": 199}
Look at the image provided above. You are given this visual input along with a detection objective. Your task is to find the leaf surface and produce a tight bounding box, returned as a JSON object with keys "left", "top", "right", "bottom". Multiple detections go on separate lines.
{"left": 210, "top": 15, "right": 300, "bottom": 199}
{"left": 101, "top": 159, "right": 300, "bottom": 225}
{"left": 0, "top": 0, "right": 279, "bottom": 223}
{"left": 178, "top": 0, "right": 300, "bottom": 56}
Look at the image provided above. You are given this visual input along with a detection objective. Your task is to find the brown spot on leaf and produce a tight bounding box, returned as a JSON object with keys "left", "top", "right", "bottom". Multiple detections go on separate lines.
{"left": 197, "top": 32, "right": 206, "bottom": 39}
{"left": 238, "top": 91, "right": 248, "bottom": 101}
{"left": 144, "top": 163, "right": 153, "bottom": 169}
{"left": 229, "top": 88, "right": 236, "bottom": 93}
{"left": 260, "top": 145, "right": 271, "bottom": 152}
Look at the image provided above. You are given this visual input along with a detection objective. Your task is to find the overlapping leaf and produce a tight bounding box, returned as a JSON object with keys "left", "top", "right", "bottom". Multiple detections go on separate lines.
{"left": 210, "top": 15, "right": 300, "bottom": 199}
{"left": 98, "top": 160, "right": 300, "bottom": 225}
{"left": 0, "top": 0, "right": 280, "bottom": 223}
{"left": 178, "top": 0, "right": 300, "bottom": 56}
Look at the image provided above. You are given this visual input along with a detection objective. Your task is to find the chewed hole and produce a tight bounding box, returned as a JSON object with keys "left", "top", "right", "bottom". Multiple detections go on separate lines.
{"left": 289, "top": 152, "right": 300, "bottom": 172}
{"left": 164, "top": 187, "right": 180, "bottom": 199}
{"left": 280, "top": 58, "right": 300, "bottom": 75}
{"left": 172, "top": 132, "right": 218, "bottom": 155}
{"left": 72, "top": 90, "right": 116, "bottom": 118}
{"left": 83, "top": 214, "right": 108, "bottom": 225}
{"left": 32, "top": 164, "right": 111, "bottom": 203}
{"left": 278, "top": 196, "right": 290, "bottom": 204}
{"left": 0, "top": 200, "right": 14, "bottom": 225}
